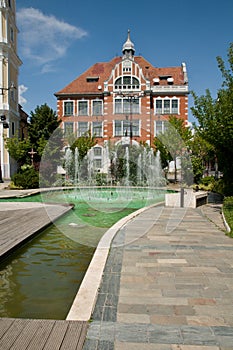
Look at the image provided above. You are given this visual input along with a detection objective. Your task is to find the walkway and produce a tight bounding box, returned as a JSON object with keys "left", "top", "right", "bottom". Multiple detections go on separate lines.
{"left": 0, "top": 201, "right": 73, "bottom": 259}
{"left": 83, "top": 204, "right": 233, "bottom": 349}
{"left": 0, "top": 183, "right": 232, "bottom": 349}
{"left": 0, "top": 318, "right": 88, "bottom": 350}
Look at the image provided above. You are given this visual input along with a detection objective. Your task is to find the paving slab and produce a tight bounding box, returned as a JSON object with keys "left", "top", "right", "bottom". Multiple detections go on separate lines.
{"left": 84, "top": 205, "right": 233, "bottom": 349}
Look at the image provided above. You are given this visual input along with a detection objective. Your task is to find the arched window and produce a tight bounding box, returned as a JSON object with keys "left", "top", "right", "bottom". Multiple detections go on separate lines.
{"left": 114, "top": 76, "right": 140, "bottom": 90}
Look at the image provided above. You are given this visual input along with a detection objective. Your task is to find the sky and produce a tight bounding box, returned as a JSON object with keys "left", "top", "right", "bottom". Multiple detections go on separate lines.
{"left": 16, "top": 0, "right": 233, "bottom": 123}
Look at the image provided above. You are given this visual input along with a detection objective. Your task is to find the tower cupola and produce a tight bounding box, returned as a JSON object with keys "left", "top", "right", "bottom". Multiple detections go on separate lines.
{"left": 122, "top": 30, "right": 135, "bottom": 58}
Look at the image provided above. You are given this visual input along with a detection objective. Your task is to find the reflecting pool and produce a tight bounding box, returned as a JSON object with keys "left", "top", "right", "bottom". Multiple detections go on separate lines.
{"left": 0, "top": 187, "right": 166, "bottom": 319}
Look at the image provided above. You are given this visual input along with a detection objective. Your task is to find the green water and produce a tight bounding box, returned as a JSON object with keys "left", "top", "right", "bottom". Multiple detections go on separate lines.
{"left": 0, "top": 188, "right": 166, "bottom": 319}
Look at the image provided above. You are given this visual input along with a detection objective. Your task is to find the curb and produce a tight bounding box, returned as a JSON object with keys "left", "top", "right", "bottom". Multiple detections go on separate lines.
{"left": 66, "top": 202, "right": 164, "bottom": 321}
{"left": 222, "top": 210, "right": 231, "bottom": 233}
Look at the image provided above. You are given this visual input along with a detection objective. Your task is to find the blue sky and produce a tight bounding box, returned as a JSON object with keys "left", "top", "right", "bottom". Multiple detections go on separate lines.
{"left": 16, "top": 0, "right": 233, "bottom": 122}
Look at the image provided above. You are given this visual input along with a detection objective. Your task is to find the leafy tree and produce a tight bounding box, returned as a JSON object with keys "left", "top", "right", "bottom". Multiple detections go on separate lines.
{"left": 28, "top": 103, "right": 62, "bottom": 163}
{"left": 154, "top": 116, "right": 192, "bottom": 183}
{"left": 5, "top": 136, "right": 31, "bottom": 166}
{"left": 69, "top": 130, "right": 96, "bottom": 161}
{"left": 191, "top": 43, "right": 233, "bottom": 194}
{"left": 6, "top": 104, "right": 63, "bottom": 188}
{"left": 189, "top": 132, "right": 215, "bottom": 183}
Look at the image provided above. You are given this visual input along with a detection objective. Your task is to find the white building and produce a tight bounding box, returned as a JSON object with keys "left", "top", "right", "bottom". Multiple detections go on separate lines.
{"left": 0, "top": 0, "right": 22, "bottom": 180}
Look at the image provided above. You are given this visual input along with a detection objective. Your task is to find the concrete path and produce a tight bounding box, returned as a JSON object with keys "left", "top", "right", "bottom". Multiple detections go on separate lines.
{"left": 84, "top": 205, "right": 233, "bottom": 350}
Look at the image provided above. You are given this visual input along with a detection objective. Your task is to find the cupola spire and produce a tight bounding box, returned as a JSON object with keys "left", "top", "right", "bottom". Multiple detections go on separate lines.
{"left": 122, "top": 29, "right": 135, "bottom": 58}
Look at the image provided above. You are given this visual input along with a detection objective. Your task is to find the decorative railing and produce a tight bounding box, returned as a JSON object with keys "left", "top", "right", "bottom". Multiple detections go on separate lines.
{"left": 152, "top": 85, "right": 189, "bottom": 93}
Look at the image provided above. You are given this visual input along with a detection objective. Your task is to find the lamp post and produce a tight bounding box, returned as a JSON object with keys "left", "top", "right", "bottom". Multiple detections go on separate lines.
{"left": 0, "top": 115, "right": 9, "bottom": 183}
{"left": 118, "top": 90, "right": 144, "bottom": 145}
{"left": 0, "top": 82, "right": 16, "bottom": 96}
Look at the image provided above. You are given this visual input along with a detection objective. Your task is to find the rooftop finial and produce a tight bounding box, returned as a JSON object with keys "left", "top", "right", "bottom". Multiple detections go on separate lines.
{"left": 122, "top": 29, "right": 135, "bottom": 58}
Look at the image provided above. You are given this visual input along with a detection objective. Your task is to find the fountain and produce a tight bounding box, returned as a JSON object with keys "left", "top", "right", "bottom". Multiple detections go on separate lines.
{"left": 63, "top": 143, "right": 165, "bottom": 188}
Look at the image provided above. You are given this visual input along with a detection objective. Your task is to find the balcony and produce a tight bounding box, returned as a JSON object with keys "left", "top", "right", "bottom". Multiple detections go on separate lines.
{"left": 152, "top": 85, "right": 189, "bottom": 94}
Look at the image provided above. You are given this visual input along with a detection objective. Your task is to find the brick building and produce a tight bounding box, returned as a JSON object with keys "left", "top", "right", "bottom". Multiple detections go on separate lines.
{"left": 55, "top": 31, "right": 189, "bottom": 170}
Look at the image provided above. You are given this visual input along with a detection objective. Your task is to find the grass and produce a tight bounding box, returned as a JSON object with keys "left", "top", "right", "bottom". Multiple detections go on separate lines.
{"left": 223, "top": 196, "right": 233, "bottom": 237}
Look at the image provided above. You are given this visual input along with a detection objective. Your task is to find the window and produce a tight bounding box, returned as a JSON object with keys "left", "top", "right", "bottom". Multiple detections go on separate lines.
{"left": 114, "top": 120, "right": 122, "bottom": 136}
{"left": 93, "top": 147, "right": 102, "bottom": 157}
{"left": 114, "top": 97, "right": 140, "bottom": 114}
{"left": 10, "top": 27, "right": 14, "bottom": 42}
{"left": 64, "top": 122, "right": 74, "bottom": 136}
{"left": 154, "top": 120, "right": 168, "bottom": 136}
{"left": 114, "top": 120, "right": 140, "bottom": 137}
{"left": 86, "top": 77, "right": 99, "bottom": 82}
{"left": 93, "top": 159, "right": 102, "bottom": 168}
{"left": 114, "top": 76, "right": 140, "bottom": 90}
{"left": 154, "top": 98, "right": 179, "bottom": 115}
{"left": 92, "top": 121, "right": 103, "bottom": 137}
{"left": 11, "top": 121, "right": 15, "bottom": 136}
{"left": 172, "top": 100, "right": 178, "bottom": 114}
{"left": 78, "top": 101, "right": 88, "bottom": 116}
{"left": 156, "top": 100, "right": 162, "bottom": 114}
{"left": 92, "top": 100, "right": 103, "bottom": 116}
{"left": 78, "top": 122, "right": 88, "bottom": 136}
{"left": 164, "top": 100, "right": 170, "bottom": 114}
{"left": 64, "top": 101, "right": 73, "bottom": 116}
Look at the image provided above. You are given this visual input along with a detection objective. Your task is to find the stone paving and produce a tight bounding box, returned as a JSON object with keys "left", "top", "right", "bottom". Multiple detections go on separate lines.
{"left": 83, "top": 205, "right": 233, "bottom": 349}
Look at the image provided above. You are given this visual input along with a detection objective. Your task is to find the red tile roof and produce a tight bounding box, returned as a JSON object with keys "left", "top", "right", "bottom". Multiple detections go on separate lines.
{"left": 55, "top": 56, "right": 185, "bottom": 96}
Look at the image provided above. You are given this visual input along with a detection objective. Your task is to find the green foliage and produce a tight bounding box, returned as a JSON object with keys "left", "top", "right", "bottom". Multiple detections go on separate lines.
{"left": 69, "top": 131, "right": 96, "bottom": 160}
{"left": 198, "top": 176, "right": 215, "bottom": 191}
{"left": 223, "top": 196, "right": 233, "bottom": 237}
{"left": 95, "top": 172, "right": 107, "bottom": 186}
{"left": 28, "top": 104, "right": 61, "bottom": 147}
{"left": 11, "top": 166, "right": 39, "bottom": 189}
{"left": 154, "top": 137, "right": 172, "bottom": 169}
{"left": 191, "top": 43, "right": 233, "bottom": 195}
{"left": 154, "top": 116, "right": 193, "bottom": 183}
{"left": 6, "top": 104, "right": 62, "bottom": 171}
{"left": 5, "top": 136, "right": 31, "bottom": 166}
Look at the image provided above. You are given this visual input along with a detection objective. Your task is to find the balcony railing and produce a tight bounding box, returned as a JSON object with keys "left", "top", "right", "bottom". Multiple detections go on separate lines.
{"left": 152, "top": 85, "right": 189, "bottom": 93}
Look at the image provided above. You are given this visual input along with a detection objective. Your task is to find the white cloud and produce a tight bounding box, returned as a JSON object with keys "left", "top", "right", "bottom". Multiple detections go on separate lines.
{"left": 18, "top": 84, "right": 28, "bottom": 106}
{"left": 17, "top": 8, "right": 88, "bottom": 71}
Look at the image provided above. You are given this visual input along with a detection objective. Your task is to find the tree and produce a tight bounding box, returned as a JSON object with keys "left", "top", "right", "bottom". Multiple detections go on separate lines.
{"left": 191, "top": 43, "right": 233, "bottom": 195}
{"left": 6, "top": 104, "right": 63, "bottom": 188}
{"left": 28, "top": 104, "right": 62, "bottom": 163}
{"left": 69, "top": 131, "right": 96, "bottom": 160}
{"left": 5, "top": 136, "right": 31, "bottom": 166}
{"left": 154, "top": 116, "right": 193, "bottom": 183}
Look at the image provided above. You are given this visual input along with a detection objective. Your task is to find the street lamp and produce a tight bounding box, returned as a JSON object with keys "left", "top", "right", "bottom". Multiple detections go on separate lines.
{"left": 118, "top": 90, "right": 144, "bottom": 145}
{"left": 0, "top": 82, "right": 16, "bottom": 95}
{"left": 0, "top": 115, "right": 9, "bottom": 183}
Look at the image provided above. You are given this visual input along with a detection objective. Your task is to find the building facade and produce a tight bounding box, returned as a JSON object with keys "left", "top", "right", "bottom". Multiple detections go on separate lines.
{"left": 0, "top": 0, "right": 22, "bottom": 180}
{"left": 55, "top": 31, "right": 189, "bottom": 170}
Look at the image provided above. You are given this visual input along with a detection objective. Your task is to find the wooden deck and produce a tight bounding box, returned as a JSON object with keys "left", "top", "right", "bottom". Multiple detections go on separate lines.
{"left": 0, "top": 318, "right": 88, "bottom": 350}
{"left": 0, "top": 198, "right": 88, "bottom": 349}
{"left": 0, "top": 202, "right": 73, "bottom": 260}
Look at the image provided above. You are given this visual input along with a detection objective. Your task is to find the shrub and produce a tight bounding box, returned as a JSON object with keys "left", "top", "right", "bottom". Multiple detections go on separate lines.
{"left": 12, "top": 166, "right": 39, "bottom": 189}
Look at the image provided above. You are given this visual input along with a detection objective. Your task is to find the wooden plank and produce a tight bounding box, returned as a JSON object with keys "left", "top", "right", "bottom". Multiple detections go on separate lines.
{"left": 0, "top": 319, "right": 88, "bottom": 350}
{"left": 10, "top": 319, "right": 42, "bottom": 350}
{"left": 0, "top": 204, "right": 72, "bottom": 260}
{"left": 0, "top": 319, "right": 30, "bottom": 350}
{"left": 76, "top": 322, "right": 89, "bottom": 350}
{"left": 42, "top": 320, "right": 69, "bottom": 350}
{"left": 0, "top": 318, "right": 14, "bottom": 339}
{"left": 24, "top": 320, "right": 56, "bottom": 350}
{"left": 59, "top": 321, "right": 88, "bottom": 350}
